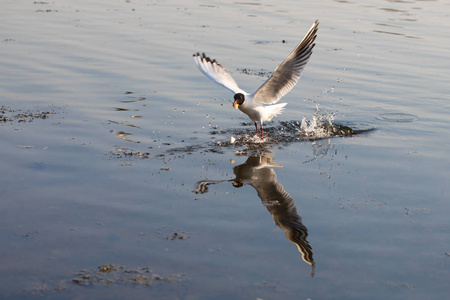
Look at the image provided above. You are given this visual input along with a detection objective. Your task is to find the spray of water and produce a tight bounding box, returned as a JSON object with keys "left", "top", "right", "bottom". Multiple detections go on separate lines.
{"left": 186, "top": 99, "right": 375, "bottom": 155}
{"left": 224, "top": 100, "right": 356, "bottom": 147}
{"left": 299, "top": 101, "right": 337, "bottom": 139}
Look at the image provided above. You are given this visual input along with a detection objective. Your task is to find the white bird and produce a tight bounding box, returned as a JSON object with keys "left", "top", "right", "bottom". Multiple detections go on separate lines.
{"left": 193, "top": 20, "right": 319, "bottom": 139}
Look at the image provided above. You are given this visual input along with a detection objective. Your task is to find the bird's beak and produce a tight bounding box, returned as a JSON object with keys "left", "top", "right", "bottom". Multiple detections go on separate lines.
{"left": 233, "top": 102, "right": 239, "bottom": 109}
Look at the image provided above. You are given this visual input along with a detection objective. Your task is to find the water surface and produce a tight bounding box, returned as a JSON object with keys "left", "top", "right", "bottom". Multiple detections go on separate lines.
{"left": 1, "top": 0, "right": 449, "bottom": 299}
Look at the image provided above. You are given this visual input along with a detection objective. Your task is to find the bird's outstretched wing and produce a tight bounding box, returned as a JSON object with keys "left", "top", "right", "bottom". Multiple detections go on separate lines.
{"left": 193, "top": 53, "right": 247, "bottom": 95}
{"left": 252, "top": 20, "right": 319, "bottom": 104}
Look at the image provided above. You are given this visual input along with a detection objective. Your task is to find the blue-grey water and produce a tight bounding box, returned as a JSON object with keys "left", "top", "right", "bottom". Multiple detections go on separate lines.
{"left": 1, "top": 0, "right": 449, "bottom": 299}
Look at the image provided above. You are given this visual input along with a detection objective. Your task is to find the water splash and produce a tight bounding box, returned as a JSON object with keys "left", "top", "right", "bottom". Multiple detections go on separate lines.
{"left": 139, "top": 103, "right": 375, "bottom": 157}
{"left": 226, "top": 101, "right": 367, "bottom": 146}
{"left": 298, "top": 102, "right": 337, "bottom": 139}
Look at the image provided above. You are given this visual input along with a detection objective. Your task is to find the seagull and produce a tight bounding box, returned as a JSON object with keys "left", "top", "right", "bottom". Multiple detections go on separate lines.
{"left": 193, "top": 20, "right": 319, "bottom": 139}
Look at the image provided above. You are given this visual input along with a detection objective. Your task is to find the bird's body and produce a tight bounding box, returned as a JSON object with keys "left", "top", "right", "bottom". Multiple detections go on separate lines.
{"left": 236, "top": 94, "right": 288, "bottom": 135}
{"left": 237, "top": 95, "right": 288, "bottom": 125}
{"left": 193, "top": 20, "right": 319, "bottom": 138}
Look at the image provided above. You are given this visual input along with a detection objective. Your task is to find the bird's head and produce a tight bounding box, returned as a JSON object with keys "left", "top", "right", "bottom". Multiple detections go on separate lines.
{"left": 232, "top": 181, "right": 244, "bottom": 188}
{"left": 233, "top": 93, "right": 245, "bottom": 109}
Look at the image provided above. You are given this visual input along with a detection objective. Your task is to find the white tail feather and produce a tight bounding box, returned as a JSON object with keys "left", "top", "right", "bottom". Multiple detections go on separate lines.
{"left": 265, "top": 103, "right": 287, "bottom": 121}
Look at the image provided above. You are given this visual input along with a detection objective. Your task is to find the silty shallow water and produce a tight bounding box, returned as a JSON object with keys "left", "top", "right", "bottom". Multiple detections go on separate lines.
{"left": 0, "top": 0, "right": 449, "bottom": 299}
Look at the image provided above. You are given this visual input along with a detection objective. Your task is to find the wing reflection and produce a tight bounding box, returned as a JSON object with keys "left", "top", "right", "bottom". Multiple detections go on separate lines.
{"left": 194, "top": 154, "right": 315, "bottom": 277}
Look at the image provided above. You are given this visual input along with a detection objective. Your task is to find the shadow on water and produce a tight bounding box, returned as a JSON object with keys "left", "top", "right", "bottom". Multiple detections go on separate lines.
{"left": 193, "top": 153, "right": 316, "bottom": 277}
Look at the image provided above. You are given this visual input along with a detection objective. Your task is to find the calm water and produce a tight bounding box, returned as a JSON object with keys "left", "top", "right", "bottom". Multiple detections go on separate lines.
{"left": 1, "top": 0, "right": 449, "bottom": 299}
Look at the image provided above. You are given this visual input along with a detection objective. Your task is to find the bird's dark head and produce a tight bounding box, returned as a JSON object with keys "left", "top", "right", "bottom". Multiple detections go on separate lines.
{"left": 233, "top": 93, "right": 245, "bottom": 109}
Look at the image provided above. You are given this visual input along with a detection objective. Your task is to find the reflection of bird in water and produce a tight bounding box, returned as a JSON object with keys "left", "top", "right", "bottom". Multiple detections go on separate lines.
{"left": 194, "top": 155, "right": 315, "bottom": 277}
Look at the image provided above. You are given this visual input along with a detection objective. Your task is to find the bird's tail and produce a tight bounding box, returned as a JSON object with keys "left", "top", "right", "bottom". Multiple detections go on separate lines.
{"left": 266, "top": 103, "right": 287, "bottom": 120}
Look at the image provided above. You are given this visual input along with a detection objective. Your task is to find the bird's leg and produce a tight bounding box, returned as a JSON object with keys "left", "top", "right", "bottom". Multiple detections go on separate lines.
{"left": 254, "top": 122, "right": 259, "bottom": 137}
{"left": 260, "top": 122, "right": 264, "bottom": 139}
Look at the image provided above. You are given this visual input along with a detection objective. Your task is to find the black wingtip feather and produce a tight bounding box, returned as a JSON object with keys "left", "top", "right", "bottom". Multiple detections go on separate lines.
{"left": 193, "top": 52, "right": 223, "bottom": 67}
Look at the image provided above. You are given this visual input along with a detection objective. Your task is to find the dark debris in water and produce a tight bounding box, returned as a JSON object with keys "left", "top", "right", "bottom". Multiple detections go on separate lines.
{"left": 109, "top": 147, "right": 151, "bottom": 159}
{"left": 166, "top": 144, "right": 209, "bottom": 155}
{"left": 1, "top": 105, "right": 60, "bottom": 123}
{"left": 236, "top": 68, "right": 273, "bottom": 78}
{"left": 72, "top": 264, "right": 188, "bottom": 287}
{"left": 155, "top": 226, "right": 192, "bottom": 240}
{"left": 22, "top": 264, "right": 188, "bottom": 297}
